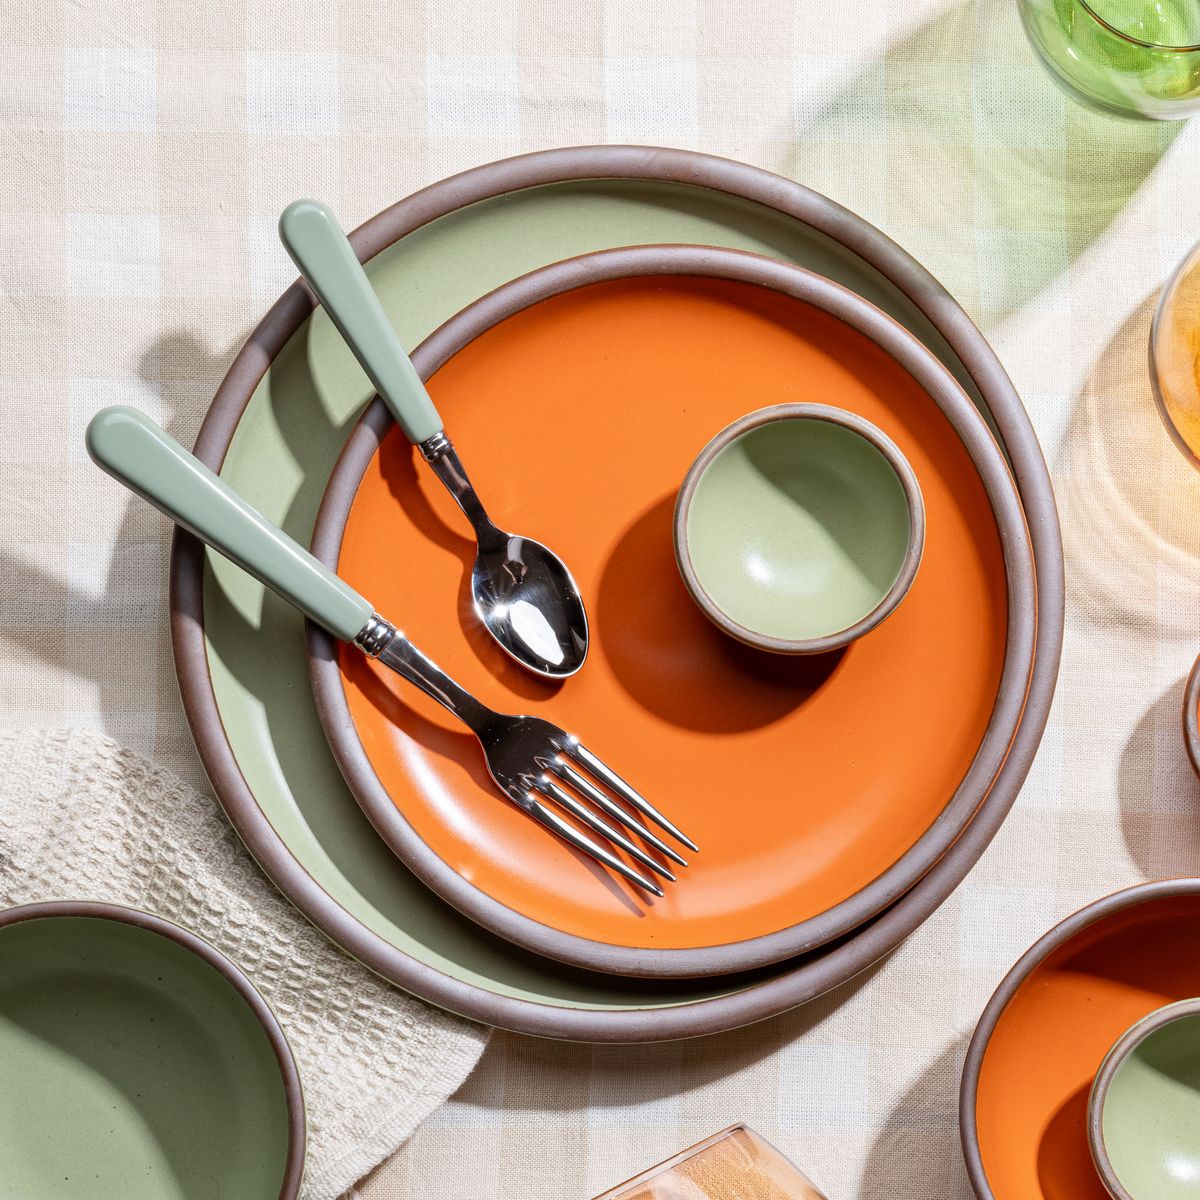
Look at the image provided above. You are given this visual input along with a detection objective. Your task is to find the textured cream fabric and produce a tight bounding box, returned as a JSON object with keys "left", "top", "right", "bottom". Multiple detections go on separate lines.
{"left": 0, "top": 729, "right": 488, "bottom": 1199}
{"left": 4, "top": 0, "right": 1200, "bottom": 1197}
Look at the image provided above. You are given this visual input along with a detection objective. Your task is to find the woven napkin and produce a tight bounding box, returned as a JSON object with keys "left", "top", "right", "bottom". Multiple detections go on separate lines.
{"left": 0, "top": 728, "right": 489, "bottom": 1199}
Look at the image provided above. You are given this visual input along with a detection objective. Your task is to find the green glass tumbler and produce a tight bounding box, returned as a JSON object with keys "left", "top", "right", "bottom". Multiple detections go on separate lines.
{"left": 1019, "top": 0, "right": 1200, "bottom": 118}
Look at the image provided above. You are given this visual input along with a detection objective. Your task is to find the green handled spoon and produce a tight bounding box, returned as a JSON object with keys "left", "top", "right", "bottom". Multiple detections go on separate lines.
{"left": 278, "top": 199, "right": 588, "bottom": 680}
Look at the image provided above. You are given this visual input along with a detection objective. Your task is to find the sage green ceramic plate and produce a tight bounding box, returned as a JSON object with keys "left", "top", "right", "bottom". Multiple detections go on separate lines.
{"left": 0, "top": 902, "right": 304, "bottom": 1199}
{"left": 171, "top": 146, "right": 1064, "bottom": 1041}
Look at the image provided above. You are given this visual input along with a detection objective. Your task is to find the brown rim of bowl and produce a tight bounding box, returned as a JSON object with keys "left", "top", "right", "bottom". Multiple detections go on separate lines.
{"left": 673, "top": 402, "right": 927, "bottom": 655}
{"left": 959, "top": 878, "right": 1200, "bottom": 1200}
{"left": 1183, "top": 651, "right": 1200, "bottom": 780}
{"left": 0, "top": 899, "right": 306, "bottom": 1199}
{"left": 1087, "top": 996, "right": 1200, "bottom": 1200}
{"left": 169, "top": 144, "right": 1064, "bottom": 1038}
{"left": 309, "top": 244, "right": 1035, "bottom": 980}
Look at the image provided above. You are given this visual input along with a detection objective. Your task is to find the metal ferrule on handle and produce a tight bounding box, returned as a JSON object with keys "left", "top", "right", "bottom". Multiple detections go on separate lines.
{"left": 371, "top": 631, "right": 497, "bottom": 733}
{"left": 354, "top": 613, "right": 398, "bottom": 657}
{"left": 353, "top": 613, "right": 496, "bottom": 733}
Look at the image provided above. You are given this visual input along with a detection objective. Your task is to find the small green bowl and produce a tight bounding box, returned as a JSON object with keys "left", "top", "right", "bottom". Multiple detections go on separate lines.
{"left": 674, "top": 403, "right": 925, "bottom": 654}
{"left": 1089, "top": 998, "right": 1200, "bottom": 1200}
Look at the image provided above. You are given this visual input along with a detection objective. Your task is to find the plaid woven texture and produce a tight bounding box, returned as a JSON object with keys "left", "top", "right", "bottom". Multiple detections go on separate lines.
{"left": 3, "top": 0, "right": 1200, "bottom": 1196}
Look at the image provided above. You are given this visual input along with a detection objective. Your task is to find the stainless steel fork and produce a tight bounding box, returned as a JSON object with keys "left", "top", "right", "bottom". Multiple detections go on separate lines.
{"left": 360, "top": 615, "right": 695, "bottom": 892}
{"left": 86, "top": 405, "right": 696, "bottom": 894}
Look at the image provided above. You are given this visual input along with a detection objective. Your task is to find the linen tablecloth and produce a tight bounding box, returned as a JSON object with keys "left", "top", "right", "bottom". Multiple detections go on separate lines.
{"left": 3, "top": 0, "right": 1199, "bottom": 1196}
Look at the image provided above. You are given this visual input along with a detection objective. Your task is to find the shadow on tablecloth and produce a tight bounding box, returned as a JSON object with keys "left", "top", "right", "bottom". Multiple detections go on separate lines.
{"left": 1119, "top": 674, "right": 1200, "bottom": 878}
{"left": 787, "top": 0, "right": 1179, "bottom": 327}
{"left": 1057, "top": 293, "right": 1200, "bottom": 637}
{"left": 0, "top": 326, "right": 251, "bottom": 776}
{"left": 860, "top": 1038, "right": 973, "bottom": 1199}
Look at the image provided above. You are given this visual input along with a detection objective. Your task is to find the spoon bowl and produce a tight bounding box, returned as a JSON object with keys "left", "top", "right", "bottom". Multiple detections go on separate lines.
{"left": 473, "top": 530, "right": 588, "bottom": 676}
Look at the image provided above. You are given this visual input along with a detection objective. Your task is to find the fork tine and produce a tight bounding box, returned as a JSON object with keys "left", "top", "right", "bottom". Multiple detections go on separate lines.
{"left": 550, "top": 760, "right": 687, "bottom": 868}
{"left": 566, "top": 738, "right": 699, "bottom": 852}
{"left": 526, "top": 795, "right": 664, "bottom": 897}
{"left": 538, "top": 777, "right": 676, "bottom": 882}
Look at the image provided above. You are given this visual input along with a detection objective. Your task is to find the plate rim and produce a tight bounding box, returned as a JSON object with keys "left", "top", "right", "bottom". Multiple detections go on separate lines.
{"left": 958, "top": 877, "right": 1200, "bottom": 1200}
{"left": 308, "top": 243, "right": 1037, "bottom": 979}
{"left": 169, "top": 143, "right": 1064, "bottom": 1041}
{"left": 0, "top": 899, "right": 307, "bottom": 1199}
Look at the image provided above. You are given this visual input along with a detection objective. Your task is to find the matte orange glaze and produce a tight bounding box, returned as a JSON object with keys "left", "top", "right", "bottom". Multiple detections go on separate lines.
{"left": 335, "top": 276, "right": 1008, "bottom": 949}
{"left": 975, "top": 895, "right": 1200, "bottom": 1199}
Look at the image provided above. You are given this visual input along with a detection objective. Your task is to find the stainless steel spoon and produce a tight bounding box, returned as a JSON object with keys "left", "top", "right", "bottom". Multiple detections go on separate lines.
{"left": 279, "top": 199, "right": 588, "bottom": 679}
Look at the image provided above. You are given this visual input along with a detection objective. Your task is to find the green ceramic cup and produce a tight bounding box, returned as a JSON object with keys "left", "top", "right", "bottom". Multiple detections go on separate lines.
{"left": 674, "top": 404, "right": 925, "bottom": 655}
{"left": 1089, "top": 997, "right": 1200, "bottom": 1200}
{"left": 0, "top": 901, "right": 304, "bottom": 1200}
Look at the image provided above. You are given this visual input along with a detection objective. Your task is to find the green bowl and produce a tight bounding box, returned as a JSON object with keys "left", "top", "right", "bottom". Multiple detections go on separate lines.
{"left": 0, "top": 901, "right": 304, "bottom": 1200}
{"left": 1089, "top": 997, "right": 1200, "bottom": 1200}
{"left": 674, "top": 403, "right": 925, "bottom": 654}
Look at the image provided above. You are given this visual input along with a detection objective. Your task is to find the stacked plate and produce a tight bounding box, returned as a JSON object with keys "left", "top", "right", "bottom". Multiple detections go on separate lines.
{"left": 171, "top": 146, "right": 1063, "bottom": 1041}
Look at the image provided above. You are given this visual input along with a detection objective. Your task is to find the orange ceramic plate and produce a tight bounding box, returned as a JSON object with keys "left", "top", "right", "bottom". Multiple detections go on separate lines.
{"left": 311, "top": 248, "right": 1034, "bottom": 976}
{"left": 963, "top": 882, "right": 1200, "bottom": 1200}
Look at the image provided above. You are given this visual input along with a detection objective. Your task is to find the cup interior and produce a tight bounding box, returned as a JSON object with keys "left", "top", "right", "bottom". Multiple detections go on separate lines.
{"left": 681, "top": 408, "right": 918, "bottom": 648}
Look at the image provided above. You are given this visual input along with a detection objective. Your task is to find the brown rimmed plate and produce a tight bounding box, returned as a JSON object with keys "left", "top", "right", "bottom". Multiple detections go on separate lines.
{"left": 171, "top": 145, "right": 1063, "bottom": 1040}
{"left": 0, "top": 900, "right": 305, "bottom": 1199}
{"left": 309, "top": 245, "right": 1036, "bottom": 979}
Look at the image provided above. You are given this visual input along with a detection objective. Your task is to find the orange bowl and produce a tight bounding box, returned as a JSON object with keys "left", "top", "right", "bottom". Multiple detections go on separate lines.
{"left": 310, "top": 245, "right": 1036, "bottom": 978}
{"left": 962, "top": 881, "right": 1200, "bottom": 1200}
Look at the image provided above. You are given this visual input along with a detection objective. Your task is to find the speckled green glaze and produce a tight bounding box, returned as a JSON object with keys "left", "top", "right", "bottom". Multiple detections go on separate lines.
{"left": 686, "top": 413, "right": 913, "bottom": 644}
{"left": 0, "top": 914, "right": 292, "bottom": 1199}
{"left": 1096, "top": 1001, "right": 1200, "bottom": 1200}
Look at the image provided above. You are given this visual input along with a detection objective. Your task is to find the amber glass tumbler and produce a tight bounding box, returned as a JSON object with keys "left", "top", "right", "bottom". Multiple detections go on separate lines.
{"left": 1152, "top": 238, "right": 1200, "bottom": 466}
{"left": 591, "top": 1125, "right": 827, "bottom": 1200}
